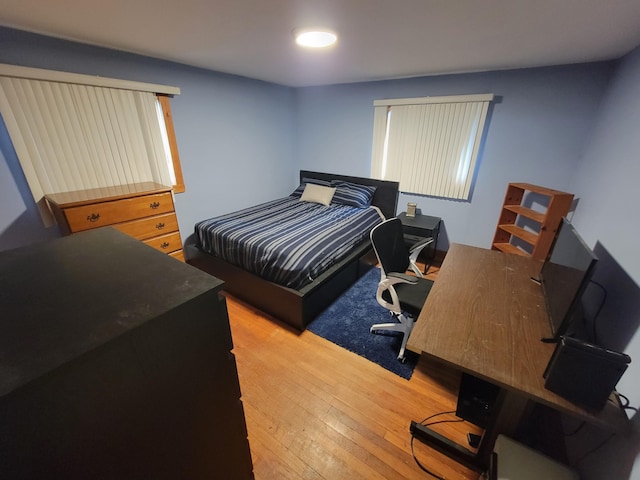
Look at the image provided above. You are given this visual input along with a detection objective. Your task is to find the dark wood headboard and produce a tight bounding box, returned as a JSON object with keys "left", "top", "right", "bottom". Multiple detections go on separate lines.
{"left": 299, "top": 170, "right": 399, "bottom": 220}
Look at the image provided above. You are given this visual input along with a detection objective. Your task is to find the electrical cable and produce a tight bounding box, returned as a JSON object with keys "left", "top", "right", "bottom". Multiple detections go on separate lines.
{"left": 566, "top": 392, "right": 635, "bottom": 467}
{"left": 563, "top": 420, "right": 585, "bottom": 437}
{"left": 419, "top": 410, "right": 456, "bottom": 424}
{"left": 410, "top": 435, "right": 446, "bottom": 480}
{"left": 409, "top": 411, "right": 466, "bottom": 480}
{"left": 424, "top": 418, "right": 465, "bottom": 428}
{"left": 586, "top": 280, "right": 607, "bottom": 344}
{"left": 617, "top": 392, "right": 639, "bottom": 414}
{"left": 572, "top": 432, "right": 616, "bottom": 465}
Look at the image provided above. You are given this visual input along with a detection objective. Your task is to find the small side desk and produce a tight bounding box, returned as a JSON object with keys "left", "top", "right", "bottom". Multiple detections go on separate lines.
{"left": 406, "top": 243, "right": 628, "bottom": 470}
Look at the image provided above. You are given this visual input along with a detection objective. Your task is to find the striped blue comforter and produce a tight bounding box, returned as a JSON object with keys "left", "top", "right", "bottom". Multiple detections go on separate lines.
{"left": 194, "top": 196, "right": 384, "bottom": 289}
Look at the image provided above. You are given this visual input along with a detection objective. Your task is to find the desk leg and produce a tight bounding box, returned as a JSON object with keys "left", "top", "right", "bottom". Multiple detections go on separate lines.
{"left": 476, "top": 389, "right": 530, "bottom": 463}
{"left": 410, "top": 420, "right": 485, "bottom": 472}
{"left": 409, "top": 389, "right": 530, "bottom": 472}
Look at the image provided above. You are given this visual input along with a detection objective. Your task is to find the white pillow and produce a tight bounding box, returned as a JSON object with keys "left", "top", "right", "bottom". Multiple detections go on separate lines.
{"left": 299, "top": 183, "right": 336, "bottom": 206}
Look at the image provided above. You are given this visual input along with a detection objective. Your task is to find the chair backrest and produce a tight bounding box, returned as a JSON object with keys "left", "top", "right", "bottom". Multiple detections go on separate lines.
{"left": 370, "top": 218, "right": 410, "bottom": 276}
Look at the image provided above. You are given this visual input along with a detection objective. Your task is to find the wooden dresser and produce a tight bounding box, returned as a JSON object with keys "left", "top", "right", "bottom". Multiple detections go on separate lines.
{"left": 45, "top": 182, "right": 184, "bottom": 261}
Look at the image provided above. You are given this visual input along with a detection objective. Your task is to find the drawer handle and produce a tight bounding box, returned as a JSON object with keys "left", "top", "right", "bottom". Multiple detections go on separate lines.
{"left": 156, "top": 222, "right": 165, "bottom": 230}
{"left": 160, "top": 242, "right": 170, "bottom": 249}
{"left": 150, "top": 201, "right": 160, "bottom": 209}
{"left": 87, "top": 213, "right": 100, "bottom": 223}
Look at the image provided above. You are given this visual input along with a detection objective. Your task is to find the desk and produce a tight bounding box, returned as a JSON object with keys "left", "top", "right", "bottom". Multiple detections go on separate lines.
{"left": 407, "top": 243, "right": 628, "bottom": 470}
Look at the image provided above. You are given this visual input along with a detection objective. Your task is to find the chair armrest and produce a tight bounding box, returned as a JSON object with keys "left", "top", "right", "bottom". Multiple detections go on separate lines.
{"left": 377, "top": 273, "right": 418, "bottom": 314}
{"left": 387, "top": 272, "right": 419, "bottom": 285}
{"left": 408, "top": 237, "right": 434, "bottom": 256}
{"left": 408, "top": 237, "right": 434, "bottom": 277}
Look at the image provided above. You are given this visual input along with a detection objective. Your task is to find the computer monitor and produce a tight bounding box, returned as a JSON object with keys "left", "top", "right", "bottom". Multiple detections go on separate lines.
{"left": 539, "top": 218, "right": 598, "bottom": 341}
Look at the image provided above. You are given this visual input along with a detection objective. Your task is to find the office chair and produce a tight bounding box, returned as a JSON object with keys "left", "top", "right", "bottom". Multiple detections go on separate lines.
{"left": 370, "top": 217, "right": 435, "bottom": 361}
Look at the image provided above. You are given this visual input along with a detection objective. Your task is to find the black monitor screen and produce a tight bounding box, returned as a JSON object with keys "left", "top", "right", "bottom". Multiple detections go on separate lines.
{"left": 540, "top": 218, "right": 598, "bottom": 340}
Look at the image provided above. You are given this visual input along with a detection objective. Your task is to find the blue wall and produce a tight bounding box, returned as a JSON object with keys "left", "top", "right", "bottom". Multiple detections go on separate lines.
{"left": 295, "top": 62, "right": 640, "bottom": 480}
{"left": 567, "top": 46, "right": 640, "bottom": 480}
{"left": 295, "top": 65, "right": 614, "bottom": 250}
{"left": 2, "top": 26, "right": 640, "bottom": 478}
{"left": 0, "top": 27, "right": 616, "bottom": 253}
{"left": 0, "top": 27, "right": 297, "bottom": 250}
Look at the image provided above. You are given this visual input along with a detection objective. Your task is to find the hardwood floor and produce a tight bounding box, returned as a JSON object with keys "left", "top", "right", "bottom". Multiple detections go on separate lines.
{"left": 225, "top": 261, "right": 484, "bottom": 480}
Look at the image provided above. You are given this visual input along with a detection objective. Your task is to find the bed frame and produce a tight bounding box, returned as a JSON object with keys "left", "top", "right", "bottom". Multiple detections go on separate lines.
{"left": 184, "top": 170, "right": 399, "bottom": 331}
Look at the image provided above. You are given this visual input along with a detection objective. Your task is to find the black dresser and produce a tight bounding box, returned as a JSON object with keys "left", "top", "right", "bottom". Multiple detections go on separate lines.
{"left": 0, "top": 228, "right": 253, "bottom": 479}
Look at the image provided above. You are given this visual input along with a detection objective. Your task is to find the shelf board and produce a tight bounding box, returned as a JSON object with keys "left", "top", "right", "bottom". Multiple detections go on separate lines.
{"left": 508, "top": 183, "right": 574, "bottom": 199}
{"left": 502, "top": 205, "right": 545, "bottom": 224}
{"left": 497, "top": 224, "right": 539, "bottom": 245}
{"left": 492, "top": 242, "right": 530, "bottom": 256}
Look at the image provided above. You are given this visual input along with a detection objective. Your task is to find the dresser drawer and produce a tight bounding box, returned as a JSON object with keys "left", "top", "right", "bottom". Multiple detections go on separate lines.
{"left": 169, "top": 250, "right": 185, "bottom": 262}
{"left": 63, "top": 192, "right": 175, "bottom": 232}
{"left": 143, "top": 231, "right": 182, "bottom": 254}
{"left": 113, "top": 213, "right": 179, "bottom": 240}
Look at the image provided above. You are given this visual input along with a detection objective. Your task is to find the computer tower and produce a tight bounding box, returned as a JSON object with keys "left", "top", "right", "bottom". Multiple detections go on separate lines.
{"left": 543, "top": 336, "right": 631, "bottom": 411}
{"left": 456, "top": 373, "right": 501, "bottom": 428}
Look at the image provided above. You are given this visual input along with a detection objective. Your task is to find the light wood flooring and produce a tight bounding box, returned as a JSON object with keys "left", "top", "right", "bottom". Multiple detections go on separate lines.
{"left": 225, "top": 261, "right": 485, "bottom": 480}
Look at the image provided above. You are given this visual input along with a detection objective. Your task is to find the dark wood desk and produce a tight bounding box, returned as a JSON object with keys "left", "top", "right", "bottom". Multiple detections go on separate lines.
{"left": 407, "top": 243, "right": 628, "bottom": 469}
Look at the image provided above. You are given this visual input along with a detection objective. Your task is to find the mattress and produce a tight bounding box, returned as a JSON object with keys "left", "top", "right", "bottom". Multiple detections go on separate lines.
{"left": 194, "top": 196, "right": 384, "bottom": 289}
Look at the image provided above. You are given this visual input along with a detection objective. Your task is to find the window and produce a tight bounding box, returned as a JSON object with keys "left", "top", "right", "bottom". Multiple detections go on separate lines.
{"left": 0, "top": 63, "right": 184, "bottom": 225}
{"left": 370, "top": 94, "right": 493, "bottom": 200}
{"left": 156, "top": 94, "right": 185, "bottom": 193}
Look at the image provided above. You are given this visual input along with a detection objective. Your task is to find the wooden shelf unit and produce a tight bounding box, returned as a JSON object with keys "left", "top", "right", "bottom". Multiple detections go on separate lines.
{"left": 491, "top": 183, "right": 574, "bottom": 261}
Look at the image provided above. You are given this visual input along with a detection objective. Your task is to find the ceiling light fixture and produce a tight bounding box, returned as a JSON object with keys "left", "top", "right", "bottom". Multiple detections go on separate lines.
{"left": 294, "top": 29, "right": 337, "bottom": 48}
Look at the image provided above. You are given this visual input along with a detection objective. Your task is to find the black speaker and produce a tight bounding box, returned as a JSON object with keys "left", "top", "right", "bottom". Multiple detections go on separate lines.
{"left": 543, "top": 336, "right": 631, "bottom": 411}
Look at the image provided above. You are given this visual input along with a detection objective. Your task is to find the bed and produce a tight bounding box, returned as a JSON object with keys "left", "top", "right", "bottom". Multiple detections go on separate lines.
{"left": 184, "top": 171, "right": 399, "bottom": 330}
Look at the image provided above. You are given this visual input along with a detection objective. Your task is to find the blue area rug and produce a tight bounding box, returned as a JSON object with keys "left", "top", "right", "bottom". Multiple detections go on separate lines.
{"left": 308, "top": 266, "right": 418, "bottom": 379}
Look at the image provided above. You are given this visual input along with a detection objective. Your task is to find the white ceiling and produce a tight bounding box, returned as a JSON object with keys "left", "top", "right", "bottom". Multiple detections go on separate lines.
{"left": 1, "top": 0, "right": 640, "bottom": 87}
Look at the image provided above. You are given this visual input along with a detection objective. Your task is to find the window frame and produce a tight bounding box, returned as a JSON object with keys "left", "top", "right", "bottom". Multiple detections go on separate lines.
{"left": 0, "top": 63, "right": 186, "bottom": 225}
{"left": 157, "top": 94, "right": 185, "bottom": 193}
{"left": 370, "top": 94, "right": 493, "bottom": 201}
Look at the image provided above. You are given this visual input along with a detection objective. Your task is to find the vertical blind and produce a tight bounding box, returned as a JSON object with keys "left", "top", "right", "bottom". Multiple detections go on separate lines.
{"left": 370, "top": 94, "right": 493, "bottom": 200}
{"left": 0, "top": 64, "right": 180, "bottom": 226}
